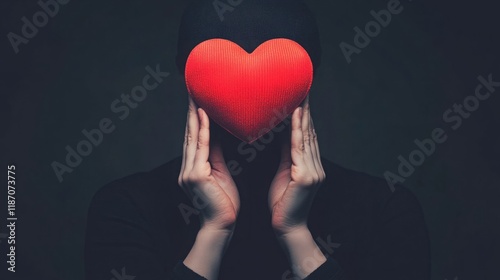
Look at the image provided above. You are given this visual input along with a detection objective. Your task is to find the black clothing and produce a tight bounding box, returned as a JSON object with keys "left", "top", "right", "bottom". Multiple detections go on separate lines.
{"left": 176, "top": 0, "right": 322, "bottom": 74}
{"left": 84, "top": 156, "right": 430, "bottom": 280}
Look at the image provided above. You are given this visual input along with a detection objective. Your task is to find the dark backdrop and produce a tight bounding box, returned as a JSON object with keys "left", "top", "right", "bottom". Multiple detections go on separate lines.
{"left": 1, "top": 0, "right": 499, "bottom": 279}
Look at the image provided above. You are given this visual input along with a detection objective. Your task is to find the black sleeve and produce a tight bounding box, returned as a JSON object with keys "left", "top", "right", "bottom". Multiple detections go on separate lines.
{"left": 303, "top": 256, "right": 347, "bottom": 280}
{"left": 359, "top": 186, "right": 431, "bottom": 280}
{"left": 304, "top": 183, "right": 429, "bottom": 280}
{"left": 84, "top": 178, "right": 206, "bottom": 280}
{"left": 83, "top": 178, "right": 345, "bottom": 280}
{"left": 170, "top": 261, "right": 207, "bottom": 280}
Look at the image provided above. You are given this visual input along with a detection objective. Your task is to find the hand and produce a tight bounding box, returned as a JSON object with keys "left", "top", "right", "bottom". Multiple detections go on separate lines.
{"left": 269, "top": 98, "right": 327, "bottom": 278}
{"left": 178, "top": 97, "right": 240, "bottom": 280}
{"left": 178, "top": 97, "right": 240, "bottom": 232}
{"left": 269, "top": 98, "right": 325, "bottom": 236}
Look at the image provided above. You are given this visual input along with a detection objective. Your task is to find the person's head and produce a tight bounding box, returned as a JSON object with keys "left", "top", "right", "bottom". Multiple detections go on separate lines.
{"left": 176, "top": 0, "right": 321, "bottom": 73}
{"left": 176, "top": 0, "right": 321, "bottom": 158}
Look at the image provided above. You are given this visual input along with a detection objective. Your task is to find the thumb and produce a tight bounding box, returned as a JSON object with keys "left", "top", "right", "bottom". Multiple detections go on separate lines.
{"left": 278, "top": 137, "right": 292, "bottom": 171}
{"left": 209, "top": 136, "right": 229, "bottom": 173}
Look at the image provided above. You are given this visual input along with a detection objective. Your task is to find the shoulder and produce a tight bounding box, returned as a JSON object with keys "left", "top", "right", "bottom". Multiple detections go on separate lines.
{"left": 87, "top": 156, "right": 185, "bottom": 218}
{"left": 318, "top": 157, "right": 424, "bottom": 219}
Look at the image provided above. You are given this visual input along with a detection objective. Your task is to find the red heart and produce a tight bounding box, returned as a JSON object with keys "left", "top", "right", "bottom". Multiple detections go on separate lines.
{"left": 185, "top": 38, "right": 313, "bottom": 143}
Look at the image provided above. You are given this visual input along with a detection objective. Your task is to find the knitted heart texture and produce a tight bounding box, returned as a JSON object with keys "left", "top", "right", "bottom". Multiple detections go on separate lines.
{"left": 185, "top": 38, "right": 313, "bottom": 143}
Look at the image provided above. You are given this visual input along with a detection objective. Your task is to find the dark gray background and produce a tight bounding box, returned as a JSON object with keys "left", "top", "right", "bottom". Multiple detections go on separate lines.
{"left": 1, "top": 0, "right": 499, "bottom": 279}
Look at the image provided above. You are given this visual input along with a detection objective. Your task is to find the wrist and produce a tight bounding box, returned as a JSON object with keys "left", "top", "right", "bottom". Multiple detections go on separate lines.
{"left": 198, "top": 226, "right": 234, "bottom": 243}
{"left": 274, "top": 223, "right": 309, "bottom": 239}
{"left": 276, "top": 225, "right": 310, "bottom": 243}
{"left": 276, "top": 226, "right": 327, "bottom": 279}
{"left": 183, "top": 227, "right": 234, "bottom": 280}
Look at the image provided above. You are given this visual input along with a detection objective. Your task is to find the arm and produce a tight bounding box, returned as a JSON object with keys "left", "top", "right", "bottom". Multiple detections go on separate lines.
{"left": 84, "top": 179, "right": 193, "bottom": 280}
{"left": 85, "top": 98, "right": 239, "bottom": 280}
{"left": 84, "top": 181, "right": 211, "bottom": 280}
{"left": 183, "top": 228, "right": 232, "bottom": 279}
{"left": 360, "top": 186, "right": 431, "bottom": 280}
{"left": 277, "top": 226, "right": 327, "bottom": 278}
{"left": 270, "top": 100, "right": 346, "bottom": 279}
{"left": 269, "top": 100, "right": 429, "bottom": 279}
{"left": 177, "top": 97, "right": 240, "bottom": 280}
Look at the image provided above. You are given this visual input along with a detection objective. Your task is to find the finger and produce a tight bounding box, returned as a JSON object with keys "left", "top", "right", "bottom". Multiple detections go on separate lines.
{"left": 209, "top": 139, "right": 240, "bottom": 210}
{"left": 310, "top": 117, "right": 325, "bottom": 177}
{"left": 301, "top": 98, "right": 316, "bottom": 169}
{"left": 179, "top": 110, "right": 189, "bottom": 185}
{"left": 277, "top": 135, "right": 292, "bottom": 171}
{"left": 193, "top": 108, "right": 210, "bottom": 169}
{"left": 271, "top": 141, "right": 293, "bottom": 207}
{"left": 179, "top": 97, "right": 196, "bottom": 182}
{"left": 184, "top": 97, "right": 199, "bottom": 173}
{"left": 291, "top": 107, "right": 305, "bottom": 167}
{"left": 209, "top": 135, "right": 228, "bottom": 173}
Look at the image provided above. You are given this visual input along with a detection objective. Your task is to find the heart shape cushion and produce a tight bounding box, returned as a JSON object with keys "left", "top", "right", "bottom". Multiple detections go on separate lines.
{"left": 185, "top": 38, "right": 313, "bottom": 143}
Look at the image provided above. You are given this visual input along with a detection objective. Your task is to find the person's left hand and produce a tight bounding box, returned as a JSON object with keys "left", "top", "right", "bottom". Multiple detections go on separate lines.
{"left": 269, "top": 98, "right": 325, "bottom": 236}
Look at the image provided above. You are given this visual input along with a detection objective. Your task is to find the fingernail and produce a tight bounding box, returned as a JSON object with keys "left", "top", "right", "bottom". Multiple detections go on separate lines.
{"left": 197, "top": 108, "right": 203, "bottom": 121}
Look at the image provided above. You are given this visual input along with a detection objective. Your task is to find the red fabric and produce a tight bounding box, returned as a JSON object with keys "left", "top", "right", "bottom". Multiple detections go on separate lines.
{"left": 185, "top": 38, "right": 313, "bottom": 143}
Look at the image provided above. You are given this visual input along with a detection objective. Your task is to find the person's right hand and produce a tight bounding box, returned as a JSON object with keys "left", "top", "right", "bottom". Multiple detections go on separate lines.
{"left": 178, "top": 97, "right": 240, "bottom": 233}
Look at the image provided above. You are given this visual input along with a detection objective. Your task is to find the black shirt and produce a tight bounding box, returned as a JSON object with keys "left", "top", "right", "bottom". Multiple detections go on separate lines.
{"left": 84, "top": 156, "right": 430, "bottom": 280}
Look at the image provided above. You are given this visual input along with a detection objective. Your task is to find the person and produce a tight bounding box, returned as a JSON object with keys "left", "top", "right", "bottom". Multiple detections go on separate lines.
{"left": 84, "top": 0, "right": 430, "bottom": 279}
